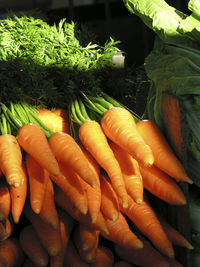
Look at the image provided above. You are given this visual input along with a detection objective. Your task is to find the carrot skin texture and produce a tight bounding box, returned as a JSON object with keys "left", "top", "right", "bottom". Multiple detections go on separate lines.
{"left": 0, "top": 218, "right": 14, "bottom": 241}
{"left": 139, "top": 164, "right": 187, "bottom": 205}
{"left": 17, "top": 123, "right": 60, "bottom": 176}
{"left": 90, "top": 246, "right": 115, "bottom": 267}
{"left": 101, "top": 107, "right": 154, "bottom": 167}
{"left": 136, "top": 120, "right": 192, "bottom": 183}
{"left": 0, "top": 179, "right": 11, "bottom": 221}
{"left": 79, "top": 120, "right": 128, "bottom": 208}
{"left": 0, "top": 134, "right": 24, "bottom": 187}
{"left": 120, "top": 195, "right": 174, "bottom": 259}
{"left": 19, "top": 224, "right": 49, "bottom": 267}
{"left": 49, "top": 131, "right": 97, "bottom": 188}
{"left": 110, "top": 141, "right": 143, "bottom": 204}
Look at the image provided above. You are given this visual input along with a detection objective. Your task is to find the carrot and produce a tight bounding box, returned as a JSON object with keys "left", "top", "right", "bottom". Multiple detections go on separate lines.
{"left": 120, "top": 195, "right": 174, "bottom": 259}
{"left": 0, "top": 238, "right": 24, "bottom": 267}
{"left": 17, "top": 123, "right": 60, "bottom": 176}
{"left": 19, "top": 224, "right": 49, "bottom": 267}
{"left": 100, "top": 172, "right": 119, "bottom": 222}
{"left": 26, "top": 154, "right": 49, "bottom": 214}
{"left": 139, "top": 164, "right": 187, "bottom": 205}
{"left": 0, "top": 218, "right": 14, "bottom": 241}
{"left": 80, "top": 145, "right": 101, "bottom": 223}
{"left": 101, "top": 107, "right": 154, "bottom": 167}
{"left": 0, "top": 134, "right": 25, "bottom": 187}
{"left": 36, "top": 108, "right": 68, "bottom": 133}
{"left": 109, "top": 141, "right": 143, "bottom": 204}
{"left": 136, "top": 119, "right": 192, "bottom": 183}
{"left": 50, "top": 208, "right": 75, "bottom": 267}
{"left": 90, "top": 245, "right": 115, "bottom": 267}
{"left": 101, "top": 212, "right": 143, "bottom": 250}
{"left": 158, "top": 215, "right": 194, "bottom": 250}
{"left": 9, "top": 162, "right": 27, "bottom": 223}
{"left": 113, "top": 261, "right": 133, "bottom": 267}
{"left": 49, "top": 131, "right": 97, "bottom": 188}
{"left": 24, "top": 202, "right": 62, "bottom": 257}
{"left": 0, "top": 178, "right": 11, "bottom": 221}
{"left": 51, "top": 161, "right": 88, "bottom": 215}
{"left": 79, "top": 120, "right": 128, "bottom": 208}
{"left": 54, "top": 185, "right": 109, "bottom": 235}
{"left": 114, "top": 238, "right": 171, "bottom": 267}
{"left": 39, "top": 177, "right": 59, "bottom": 230}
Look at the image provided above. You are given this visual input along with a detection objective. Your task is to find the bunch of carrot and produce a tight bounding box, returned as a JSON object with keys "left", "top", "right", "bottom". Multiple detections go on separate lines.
{"left": 0, "top": 95, "right": 193, "bottom": 266}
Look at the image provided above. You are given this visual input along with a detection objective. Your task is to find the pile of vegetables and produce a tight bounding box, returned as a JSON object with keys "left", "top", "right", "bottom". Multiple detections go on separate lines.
{"left": 0, "top": 10, "right": 194, "bottom": 267}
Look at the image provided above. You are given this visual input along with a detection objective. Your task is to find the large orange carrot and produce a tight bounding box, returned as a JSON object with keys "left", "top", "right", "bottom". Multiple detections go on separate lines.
{"left": 90, "top": 246, "right": 115, "bottom": 267}
{"left": 110, "top": 141, "right": 143, "bottom": 204}
{"left": 9, "top": 162, "right": 27, "bottom": 224}
{"left": 101, "top": 212, "right": 143, "bottom": 250}
{"left": 51, "top": 161, "right": 88, "bottom": 215}
{"left": 120, "top": 195, "right": 174, "bottom": 259}
{"left": 24, "top": 202, "right": 62, "bottom": 257}
{"left": 54, "top": 185, "right": 109, "bottom": 235}
{"left": 100, "top": 172, "right": 119, "bottom": 222}
{"left": 36, "top": 108, "right": 68, "bottom": 133}
{"left": 139, "top": 164, "right": 187, "bottom": 205}
{"left": 50, "top": 208, "right": 75, "bottom": 267}
{"left": 0, "top": 218, "right": 14, "bottom": 241}
{"left": 39, "top": 177, "right": 59, "bottom": 230}
{"left": 0, "top": 134, "right": 25, "bottom": 187}
{"left": 26, "top": 154, "right": 49, "bottom": 214}
{"left": 79, "top": 120, "right": 128, "bottom": 208}
{"left": 136, "top": 120, "right": 192, "bottom": 183}
{"left": 49, "top": 131, "right": 97, "bottom": 188}
{"left": 101, "top": 107, "right": 154, "bottom": 167}
{"left": 19, "top": 224, "right": 49, "bottom": 267}
{"left": 17, "top": 123, "right": 60, "bottom": 176}
{"left": 0, "top": 179, "right": 11, "bottom": 221}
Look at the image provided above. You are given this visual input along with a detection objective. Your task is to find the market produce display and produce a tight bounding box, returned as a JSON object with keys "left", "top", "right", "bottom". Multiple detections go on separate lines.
{"left": 0, "top": 10, "right": 194, "bottom": 267}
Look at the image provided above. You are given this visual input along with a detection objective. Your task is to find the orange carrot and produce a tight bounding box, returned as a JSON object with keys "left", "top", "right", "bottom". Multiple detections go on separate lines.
{"left": 19, "top": 224, "right": 49, "bottom": 267}
{"left": 113, "top": 261, "right": 133, "bottom": 267}
{"left": 114, "top": 238, "right": 171, "bottom": 267}
{"left": 158, "top": 215, "right": 194, "bottom": 250}
{"left": 54, "top": 185, "right": 109, "bottom": 235}
{"left": 37, "top": 108, "right": 68, "bottom": 133}
{"left": 136, "top": 120, "right": 192, "bottom": 183}
{"left": 109, "top": 141, "right": 143, "bottom": 204}
{"left": 0, "top": 179, "right": 11, "bottom": 221}
{"left": 80, "top": 145, "right": 101, "bottom": 223}
{"left": 50, "top": 208, "right": 75, "bottom": 267}
{"left": 100, "top": 172, "right": 119, "bottom": 222}
{"left": 120, "top": 195, "right": 174, "bottom": 259}
{"left": 79, "top": 120, "right": 128, "bottom": 208}
{"left": 49, "top": 131, "right": 97, "bottom": 188}
{"left": 139, "top": 164, "right": 187, "bottom": 205}
{"left": 0, "top": 134, "right": 25, "bottom": 187}
{"left": 0, "top": 238, "right": 24, "bottom": 267}
{"left": 17, "top": 123, "right": 60, "bottom": 176}
{"left": 90, "top": 245, "right": 115, "bottom": 267}
{"left": 101, "top": 107, "right": 154, "bottom": 167}
{"left": 26, "top": 154, "right": 49, "bottom": 214}
{"left": 24, "top": 202, "right": 62, "bottom": 257}
{"left": 0, "top": 218, "right": 14, "bottom": 241}
{"left": 51, "top": 161, "right": 88, "bottom": 215}
{"left": 9, "top": 162, "right": 27, "bottom": 223}
{"left": 39, "top": 177, "right": 59, "bottom": 230}
{"left": 101, "top": 212, "right": 143, "bottom": 250}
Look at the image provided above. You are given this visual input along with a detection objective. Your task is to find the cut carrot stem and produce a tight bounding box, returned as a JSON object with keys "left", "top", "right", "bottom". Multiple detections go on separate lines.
{"left": 100, "top": 172, "right": 119, "bottom": 222}
{"left": 19, "top": 224, "right": 49, "bottom": 267}
{"left": 120, "top": 195, "right": 174, "bottom": 259}
{"left": 0, "top": 179, "right": 11, "bottom": 221}
{"left": 110, "top": 141, "right": 143, "bottom": 204}
{"left": 0, "top": 134, "right": 24, "bottom": 187}
{"left": 101, "top": 212, "right": 143, "bottom": 250}
{"left": 101, "top": 107, "right": 154, "bottom": 167}
{"left": 90, "top": 245, "right": 115, "bottom": 267}
{"left": 54, "top": 186, "right": 109, "bottom": 235}
{"left": 79, "top": 120, "right": 128, "bottom": 208}
{"left": 9, "top": 162, "right": 27, "bottom": 223}
{"left": 17, "top": 123, "right": 60, "bottom": 176}
{"left": 49, "top": 131, "right": 97, "bottom": 188}
{"left": 136, "top": 120, "right": 192, "bottom": 184}
{"left": 139, "top": 164, "right": 187, "bottom": 206}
